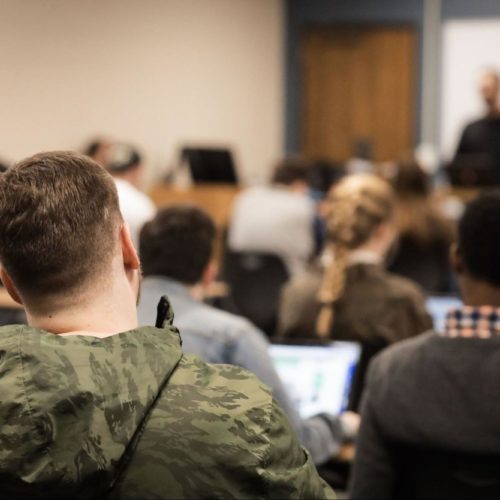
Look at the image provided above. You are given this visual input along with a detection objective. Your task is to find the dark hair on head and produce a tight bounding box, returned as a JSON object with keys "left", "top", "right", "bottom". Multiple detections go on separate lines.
{"left": 458, "top": 191, "right": 500, "bottom": 286}
{"left": 391, "top": 161, "right": 430, "bottom": 198}
{"left": 84, "top": 141, "right": 103, "bottom": 159}
{"left": 0, "top": 151, "right": 122, "bottom": 305}
{"left": 106, "top": 143, "right": 141, "bottom": 174}
{"left": 140, "top": 204, "right": 216, "bottom": 285}
{"left": 0, "top": 160, "right": 9, "bottom": 173}
{"left": 271, "top": 157, "right": 311, "bottom": 186}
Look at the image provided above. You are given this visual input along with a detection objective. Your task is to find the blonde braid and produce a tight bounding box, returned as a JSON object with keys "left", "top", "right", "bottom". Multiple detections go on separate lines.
{"left": 315, "top": 174, "right": 395, "bottom": 338}
{"left": 316, "top": 243, "right": 349, "bottom": 337}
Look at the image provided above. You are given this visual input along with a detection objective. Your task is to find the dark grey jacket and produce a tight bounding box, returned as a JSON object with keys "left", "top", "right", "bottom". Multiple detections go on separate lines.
{"left": 350, "top": 331, "right": 500, "bottom": 499}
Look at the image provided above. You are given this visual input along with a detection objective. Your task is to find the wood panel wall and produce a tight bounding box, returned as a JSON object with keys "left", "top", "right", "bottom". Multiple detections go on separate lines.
{"left": 301, "top": 26, "right": 416, "bottom": 162}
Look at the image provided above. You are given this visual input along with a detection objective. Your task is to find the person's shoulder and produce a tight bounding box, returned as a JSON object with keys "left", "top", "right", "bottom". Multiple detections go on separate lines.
{"left": 284, "top": 267, "right": 322, "bottom": 296}
{"left": 115, "top": 179, "right": 155, "bottom": 212}
{"left": 152, "top": 354, "right": 276, "bottom": 467}
{"left": 125, "top": 353, "right": 334, "bottom": 498}
{"left": 172, "top": 353, "right": 271, "bottom": 402}
{"left": 370, "top": 331, "right": 437, "bottom": 381}
{"left": 462, "top": 117, "right": 488, "bottom": 130}
{"left": 192, "top": 301, "right": 263, "bottom": 339}
{"left": 382, "top": 269, "right": 426, "bottom": 302}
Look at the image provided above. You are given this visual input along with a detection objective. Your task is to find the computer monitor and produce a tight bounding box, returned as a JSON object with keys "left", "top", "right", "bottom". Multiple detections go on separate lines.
{"left": 268, "top": 340, "right": 361, "bottom": 418}
{"left": 426, "top": 295, "right": 462, "bottom": 333}
{"left": 181, "top": 147, "right": 238, "bottom": 184}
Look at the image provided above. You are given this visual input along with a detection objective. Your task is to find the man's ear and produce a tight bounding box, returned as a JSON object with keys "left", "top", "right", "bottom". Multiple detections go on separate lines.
{"left": 120, "top": 224, "right": 140, "bottom": 271}
{"left": 450, "top": 243, "right": 464, "bottom": 275}
{"left": 0, "top": 268, "right": 24, "bottom": 305}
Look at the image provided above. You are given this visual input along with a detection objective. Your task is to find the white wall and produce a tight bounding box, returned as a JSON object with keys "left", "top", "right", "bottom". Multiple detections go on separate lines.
{"left": 0, "top": 0, "right": 284, "bottom": 183}
{"left": 440, "top": 19, "right": 500, "bottom": 159}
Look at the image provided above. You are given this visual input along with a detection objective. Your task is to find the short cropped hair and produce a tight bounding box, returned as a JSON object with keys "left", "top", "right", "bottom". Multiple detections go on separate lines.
{"left": 140, "top": 205, "right": 216, "bottom": 285}
{"left": 0, "top": 151, "right": 121, "bottom": 300}
{"left": 271, "top": 157, "right": 311, "bottom": 186}
{"left": 458, "top": 191, "right": 500, "bottom": 286}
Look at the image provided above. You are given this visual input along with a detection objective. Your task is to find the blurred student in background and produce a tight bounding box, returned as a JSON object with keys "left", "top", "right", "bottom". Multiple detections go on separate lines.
{"left": 386, "top": 161, "right": 454, "bottom": 293}
{"left": 106, "top": 142, "right": 156, "bottom": 247}
{"left": 228, "top": 157, "right": 315, "bottom": 277}
{"left": 350, "top": 191, "right": 500, "bottom": 498}
{"left": 137, "top": 204, "right": 359, "bottom": 466}
{"left": 279, "top": 174, "right": 431, "bottom": 408}
{"left": 83, "top": 136, "right": 113, "bottom": 167}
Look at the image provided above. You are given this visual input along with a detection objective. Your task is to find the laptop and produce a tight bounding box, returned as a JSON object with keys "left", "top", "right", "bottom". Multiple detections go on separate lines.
{"left": 426, "top": 295, "right": 462, "bottom": 333}
{"left": 180, "top": 147, "right": 238, "bottom": 184}
{"left": 268, "top": 340, "right": 361, "bottom": 419}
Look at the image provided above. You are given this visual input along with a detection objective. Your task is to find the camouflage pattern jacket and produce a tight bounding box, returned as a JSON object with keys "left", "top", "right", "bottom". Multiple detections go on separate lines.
{"left": 0, "top": 301, "right": 334, "bottom": 499}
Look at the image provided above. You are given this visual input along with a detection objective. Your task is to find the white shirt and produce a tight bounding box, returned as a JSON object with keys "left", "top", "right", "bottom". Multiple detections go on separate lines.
{"left": 114, "top": 178, "right": 156, "bottom": 248}
{"left": 228, "top": 186, "right": 315, "bottom": 276}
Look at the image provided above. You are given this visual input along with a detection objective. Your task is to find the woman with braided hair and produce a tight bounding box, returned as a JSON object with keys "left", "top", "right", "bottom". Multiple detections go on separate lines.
{"left": 278, "top": 173, "right": 432, "bottom": 409}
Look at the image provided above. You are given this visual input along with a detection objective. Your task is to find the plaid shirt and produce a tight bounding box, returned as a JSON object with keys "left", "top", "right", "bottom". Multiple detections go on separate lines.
{"left": 444, "top": 306, "right": 500, "bottom": 338}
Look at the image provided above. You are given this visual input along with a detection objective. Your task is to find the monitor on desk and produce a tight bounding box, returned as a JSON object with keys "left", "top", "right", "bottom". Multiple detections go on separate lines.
{"left": 181, "top": 147, "right": 238, "bottom": 184}
{"left": 268, "top": 340, "right": 361, "bottom": 418}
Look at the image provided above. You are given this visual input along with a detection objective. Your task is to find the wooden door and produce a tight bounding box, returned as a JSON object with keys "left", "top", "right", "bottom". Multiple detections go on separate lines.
{"left": 301, "top": 26, "right": 416, "bottom": 162}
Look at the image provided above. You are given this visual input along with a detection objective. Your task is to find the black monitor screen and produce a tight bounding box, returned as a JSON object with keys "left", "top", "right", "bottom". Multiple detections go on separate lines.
{"left": 181, "top": 147, "right": 238, "bottom": 184}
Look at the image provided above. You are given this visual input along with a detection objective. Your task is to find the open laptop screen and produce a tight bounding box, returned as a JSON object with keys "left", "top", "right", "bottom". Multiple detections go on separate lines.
{"left": 268, "top": 341, "right": 361, "bottom": 419}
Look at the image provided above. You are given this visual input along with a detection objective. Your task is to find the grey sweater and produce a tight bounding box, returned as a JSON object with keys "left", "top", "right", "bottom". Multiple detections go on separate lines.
{"left": 350, "top": 331, "right": 500, "bottom": 499}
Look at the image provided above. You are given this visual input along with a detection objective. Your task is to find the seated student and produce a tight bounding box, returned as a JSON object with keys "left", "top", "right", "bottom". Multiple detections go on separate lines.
{"left": 228, "top": 157, "right": 315, "bottom": 277}
{"left": 350, "top": 191, "right": 500, "bottom": 498}
{"left": 105, "top": 142, "right": 156, "bottom": 247}
{"left": 137, "top": 204, "right": 359, "bottom": 466}
{"left": 83, "top": 136, "right": 113, "bottom": 167}
{"left": 278, "top": 174, "right": 431, "bottom": 408}
{"left": 0, "top": 151, "right": 333, "bottom": 499}
{"left": 386, "top": 160, "right": 454, "bottom": 293}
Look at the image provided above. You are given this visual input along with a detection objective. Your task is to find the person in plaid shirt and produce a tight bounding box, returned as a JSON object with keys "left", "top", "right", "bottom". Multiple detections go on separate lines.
{"left": 350, "top": 191, "right": 500, "bottom": 499}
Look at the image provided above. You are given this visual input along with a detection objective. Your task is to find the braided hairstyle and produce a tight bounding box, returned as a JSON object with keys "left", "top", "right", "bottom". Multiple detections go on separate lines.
{"left": 316, "top": 174, "right": 395, "bottom": 337}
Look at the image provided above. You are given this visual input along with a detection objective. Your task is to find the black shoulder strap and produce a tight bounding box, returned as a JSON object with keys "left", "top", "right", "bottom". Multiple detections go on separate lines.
{"left": 155, "top": 295, "right": 174, "bottom": 328}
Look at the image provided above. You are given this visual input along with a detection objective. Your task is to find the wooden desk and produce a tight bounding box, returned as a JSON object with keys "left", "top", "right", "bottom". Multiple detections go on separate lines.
{"left": 441, "top": 186, "right": 480, "bottom": 203}
{"left": 149, "top": 183, "right": 241, "bottom": 229}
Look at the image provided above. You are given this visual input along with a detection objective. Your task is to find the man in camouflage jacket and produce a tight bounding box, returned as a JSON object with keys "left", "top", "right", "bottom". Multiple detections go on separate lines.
{"left": 0, "top": 151, "right": 334, "bottom": 499}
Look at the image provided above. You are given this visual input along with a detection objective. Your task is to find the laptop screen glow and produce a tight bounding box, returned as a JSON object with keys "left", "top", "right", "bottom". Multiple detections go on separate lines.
{"left": 268, "top": 341, "right": 360, "bottom": 419}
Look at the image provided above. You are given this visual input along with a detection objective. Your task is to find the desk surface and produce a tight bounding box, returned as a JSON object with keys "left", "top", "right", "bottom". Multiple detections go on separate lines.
{"left": 149, "top": 183, "right": 241, "bottom": 228}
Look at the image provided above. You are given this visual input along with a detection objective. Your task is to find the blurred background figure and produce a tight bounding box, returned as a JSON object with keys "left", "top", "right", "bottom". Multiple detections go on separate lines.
{"left": 386, "top": 160, "right": 454, "bottom": 293}
{"left": 228, "top": 157, "right": 315, "bottom": 277}
{"left": 106, "top": 142, "right": 156, "bottom": 246}
{"left": 451, "top": 70, "right": 500, "bottom": 183}
{"left": 83, "top": 136, "right": 114, "bottom": 167}
{"left": 279, "top": 173, "right": 432, "bottom": 410}
{"left": 455, "top": 70, "right": 500, "bottom": 158}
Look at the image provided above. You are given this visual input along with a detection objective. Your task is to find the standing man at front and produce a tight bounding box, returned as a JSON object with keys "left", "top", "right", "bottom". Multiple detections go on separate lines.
{"left": 454, "top": 70, "right": 500, "bottom": 176}
{"left": 0, "top": 151, "right": 334, "bottom": 499}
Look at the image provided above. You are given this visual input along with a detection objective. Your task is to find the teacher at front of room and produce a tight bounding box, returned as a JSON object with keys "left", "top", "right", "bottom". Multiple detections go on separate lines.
{"left": 453, "top": 70, "right": 500, "bottom": 176}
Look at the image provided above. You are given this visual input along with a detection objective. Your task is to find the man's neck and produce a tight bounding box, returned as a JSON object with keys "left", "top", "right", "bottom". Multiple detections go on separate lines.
{"left": 460, "top": 278, "right": 500, "bottom": 308}
{"left": 26, "top": 286, "right": 139, "bottom": 338}
{"left": 486, "top": 103, "right": 500, "bottom": 118}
